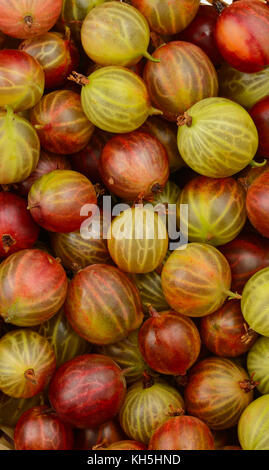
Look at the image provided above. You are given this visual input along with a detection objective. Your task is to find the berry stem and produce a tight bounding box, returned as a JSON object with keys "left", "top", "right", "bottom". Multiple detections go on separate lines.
{"left": 68, "top": 71, "right": 89, "bottom": 86}
{"left": 225, "top": 290, "right": 242, "bottom": 300}
{"left": 24, "top": 368, "right": 37, "bottom": 385}
{"left": 143, "top": 51, "right": 161, "bottom": 63}
{"left": 177, "top": 113, "right": 192, "bottom": 127}
{"left": 24, "top": 15, "right": 33, "bottom": 29}
{"left": 249, "top": 159, "right": 267, "bottom": 168}
{"left": 142, "top": 370, "right": 154, "bottom": 389}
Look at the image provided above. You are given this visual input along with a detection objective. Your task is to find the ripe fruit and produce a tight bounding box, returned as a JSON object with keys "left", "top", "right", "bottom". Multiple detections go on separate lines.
{"left": 132, "top": 270, "right": 170, "bottom": 313}
{"left": 28, "top": 170, "right": 97, "bottom": 233}
{"left": 0, "top": 192, "right": 39, "bottom": 258}
{"left": 96, "top": 330, "right": 150, "bottom": 384}
{"left": 119, "top": 375, "right": 185, "bottom": 444}
{"left": 14, "top": 406, "right": 74, "bottom": 450}
{"left": 141, "top": 117, "right": 184, "bottom": 172}
{"left": 0, "top": 330, "right": 56, "bottom": 398}
{"left": 16, "top": 151, "right": 71, "bottom": 196}
{"left": 19, "top": 31, "right": 79, "bottom": 90}
{"left": 246, "top": 171, "right": 269, "bottom": 238}
{"left": 50, "top": 226, "right": 111, "bottom": 273}
{"left": 0, "top": 50, "right": 44, "bottom": 111}
{"left": 132, "top": 0, "right": 200, "bottom": 35}
{"left": 138, "top": 309, "right": 201, "bottom": 375}
{"left": 107, "top": 207, "right": 168, "bottom": 274}
{"left": 177, "top": 97, "right": 258, "bottom": 178}
{"left": 69, "top": 130, "right": 111, "bottom": 183}
{"left": 220, "top": 233, "right": 269, "bottom": 294}
{"left": 99, "top": 131, "right": 169, "bottom": 200}
{"left": 31, "top": 90, "right": 94, "bottom": 154}
{"left": 218, "top": 63, "right": 269, "bottom": 110}
{"left": 0, "top": 108, "right": 40, "bottom": 185}
{"left": 74, "top": 420, "right": 126, "bottom": 450}
{"left": 65, "top": 264, "right": 143, "bottom": 345}
{"left": 0, "top": 249, "right": 68, "bottom": 327}
{"left": 215, "top": 1, "right": 269, "bottom": 73}
{"left": 148, "top": 416, "right": 214, "bottom": 450}
{"left": 241, "top": 267, "right": 269, "bottom": 336}
{"left": 247, "top": 336, "right": 269, "bottom": 395}
{"left": 177, "top": 5, "right": 222, "bottom": 67}
{"left": 161, "top": 243, "right": 238, "bottom": 318}
{"left": 238, "top": 395, "right": 269, "bottom": 450}
{"left": 0, "top": 0, "right": 63, "bottom": 39}
{"left": 177, "top": 176, "right": 247, "bottom": 246}
{"left": 185, "top": 357, "right": 255, "bottom": 430}
{"left": 49, "top": 354, "right": 126, "bottom": 428}
{"left": 38, "top": 308, "right": 89, "bottom": 367}
{"left": 81, "top": 2, "right": 157, "bottom": 66}
{"left": 74, "top": 66, "right": 161, "bottom": 133}
{"left": 144, "top": 41, "right": 218, "bottom": 121}
{"left": 200, "top": 300, "right": 258, "bottom": 358}
{"left": 250, "top": 96, "right": 269, "bottom": 158}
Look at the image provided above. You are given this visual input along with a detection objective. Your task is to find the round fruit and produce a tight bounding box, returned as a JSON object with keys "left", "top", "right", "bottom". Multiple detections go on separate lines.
{"left": 99, "top": 131, "right": 169, "bottom": 201}
{"left": 185, "top": 357, "right": 255, "bottom": 430}
{"left": 69, "top": 130, "right": 111, "bottom": 183}
{"left": 119, "top": 375, "right": 185, "bottom": 444}
{"left": 132, "top": 270, "right": 170, "bottom": 313}
{"left": 144, "top": 41, "right": 218, "bottom": 122}
{"left": 31, "top": 90, "right": 94, "bottom": 154}
{"left": 96, "top": 330, "right": 150, "bottom": 384}
{"left": 250, "top": 96, "right": 269, "bottom": 158}
{"left": 238, "top": 395, "right": 269, "bottom": 450}
{"left": 0, "top": 108, "right": 40, "bottom": 185}
{"left": 161, "top": 243, "right": 238, "bottom": 318}
{"left": 50, "top": 212, "right": 111, "bottom": 272}
{"left": 16, "top": 151, "right": 71, "bottom": 196}
{"left": 220, "top": 233, "right": 269, "bottom": 294}
{"left": 74, "top": 420, "right": 127, "bottom": 450}
{"left": 247, "top": 336, "right": 269, "bottom": 395}
{"left": 177, "top": 97, "right": 258, "bottom": 178}
{"left": 60, "top": 0, "right": 107, "bottom": 43}
{"left": 141, "top": 117, "right": 184, "bottom": 172}
{"left": 0, "top": 0, "right": 63, "bottom": 39}
{"left": 177, "top": 176, "right": 247, "bottom": 246}
{"left": 0, "top": 330, "right": 56, "bottom": 398}
{"left": 241, "top": 267, "right": 269, "bottom": 336}
{"left": 65, "top": 264, "right": 143, "bottom": 345}
{"left": 107, "top": 207, "right": 168, "bottom": 274}
{"left": 0, "top": 50, "right": 44, "bottom": 111}
{"left": 215, "top": 0, "right": 269, "bottom": 73}
{"left": 0, "top": 392, "right": 43, "bottom": 428}
{"left": 148, "top": 416, "right": 214, "bottom": 450}
{"left": 132, "top": 0, "right": 200, "bottom": 35}
{"left": 74, "top": 66, "right": 161, "bottom": 133}
{"left": 0, "top": 249, "right": 68, "bottom": 327}
{"left": 49, "top": 354, "right": 126, "bottom": 428}
{"left": 99, "top": 440, "right": 147, "bottom": 450}
{"left": 200, "top": 300, "right": 258, "bottom": 358}
{"left": 218, "top": 63, "right": 269, "bottom": 110}
{"left": 14, "top": 406, "right": 74, "bottom": 450}
{"left": 177, "top": 5, "right": 222, "bottom": 67}
{"left": 81, "top": 2, "right": 156, "bottom": 66}
{"left": 19, "top": 31, "right": 79, "bottom": 89}
{"left": 28, "top": 170, "right": 97, "bottom": 233}
{"left": 0, "top": 192, "right": 39, "bottom": 258}
{"left": 246, "top": 171, "right": 269, "bottom": 238}
{"left": 38, "top": 308, "right": 89, "bottom": 367}
{"left": 138, "top": 309, "right": 201, "bottom": 375}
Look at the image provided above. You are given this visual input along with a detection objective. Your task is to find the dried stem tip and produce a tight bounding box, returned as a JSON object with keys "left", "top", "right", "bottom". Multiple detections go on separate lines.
{"left": 239, "top": 374, "right": 259, "bottom": 393}
{"left": 142, "top": 370, "right": 155, "bottom": 389}
{"left": 68, "top": 71, "right": 89, "bottom": 86}
{"left": 177, "top": 112, "right": 192, "bottom": 127}
{"left": 24, "top": 15, "right": 33, "bottom": 28}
